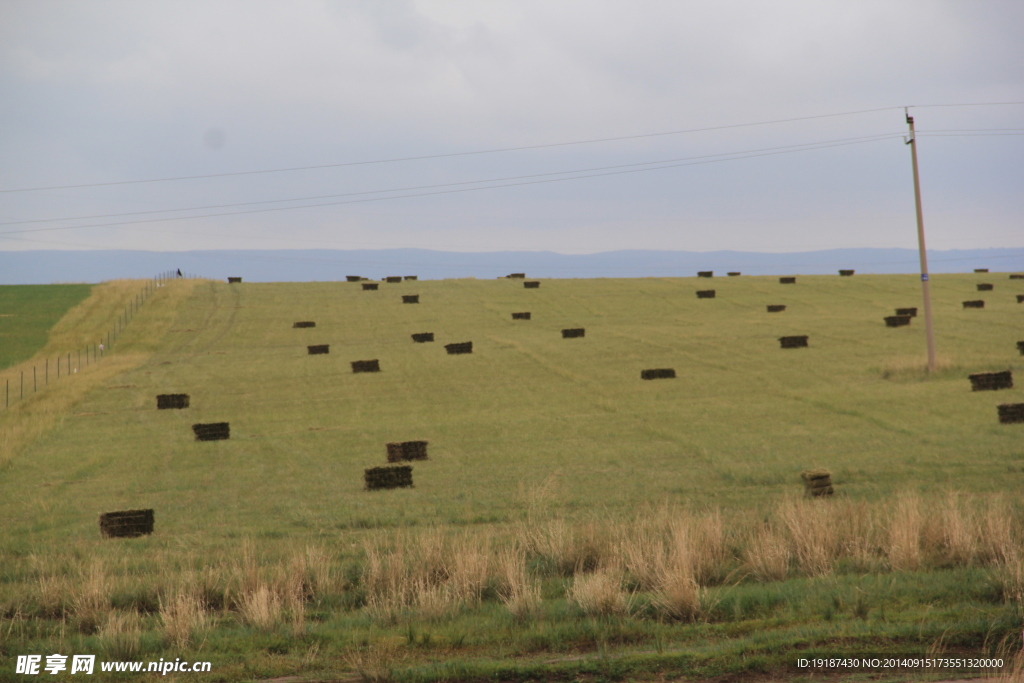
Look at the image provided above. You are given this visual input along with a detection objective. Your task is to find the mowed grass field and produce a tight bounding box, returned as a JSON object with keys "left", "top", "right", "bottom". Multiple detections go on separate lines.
{"left": 0, "top": 284, "right": 92, "bottom": 370}
{"left": 1, "top": 273, "right": 1023, "bottom": 682}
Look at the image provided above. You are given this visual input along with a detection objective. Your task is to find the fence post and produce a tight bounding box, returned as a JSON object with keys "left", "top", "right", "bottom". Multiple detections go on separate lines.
{"left": 34, "top": 366, "right": 37, "bottom": 392}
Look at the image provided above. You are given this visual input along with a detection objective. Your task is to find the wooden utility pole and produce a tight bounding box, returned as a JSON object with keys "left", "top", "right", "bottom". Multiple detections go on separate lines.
{"left": 906, "top": 109, "right": 937, "bottom": 372}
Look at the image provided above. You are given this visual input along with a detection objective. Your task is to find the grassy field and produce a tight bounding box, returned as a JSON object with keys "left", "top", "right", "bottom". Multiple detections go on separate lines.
{"left": 1, "top": 273, "right": 1023, "bottom": 682}
{"left": 0, "top": 284, "right": 92, "bottom": 370}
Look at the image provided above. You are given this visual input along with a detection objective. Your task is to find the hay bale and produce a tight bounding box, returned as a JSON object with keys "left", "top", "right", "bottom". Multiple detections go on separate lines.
{"left": 696, "top": 289, "right": 716, "bottom": 299}
{"left": 962, "top": 300, "right": 985, "bottom": 309}
{"left": 511, "top": 312, "right": 531, "bottom": 320}
{"left": 779, "top": 277, "right": 796, "bottom": 284}
{"left": 1017, "top": 341, "right": 1024, "bottom": 355}
{"left": 351, "top": 359, "right": 380, "bottom": 373}
{"left": 766, "top": 304, "right": 786, "bottom": 313}
{"left": 801, "top": 470, "right": 834, "bottom": 497}
{"left": 346, "top": 275, "right": 362, "bottom": 282}
{"left": 293, "top": 321, "right": 316, "bottom": 328}
{"left": 895, "top": 307, "right": 918, "bottom": 317}
{"left": 227, "top": 277, "right": 242, "bottom": 283}
{"left": 99, "top": 509, "right": 154, "bottom": 538}
{"left": 156, "top": 394, "right": 189, "bottom": 410}
{"left": 507, "top": 273, "right": 526, "bottom": 279}
{"left": 1017, "top": 295, "right": 1024, "bottom": 304}
{"left": 364, "top": 465, "right": 413, "bottom": 490}
{"left": 839, "top": 269, "right": 854, "bottom": 276}
{"left": 402, "top": 295, "right": 419, "bottom": 304}
{"left": 641, "top": 368, "right": 676, "bottom": 380}
{"left": 192, "top": 422, "right": 229, "bottom": 441}
{"left": 362, "top": 283, "right": 379, "bottom": 291}
{"left": 968, "top": 371, "right": 1013, "bottom": 392}
{"left": 386, "top": 276, "right": 402, "bottom": 283}
{"left": 404, "top": 276, "right": 418, "bottom": 281}
{"left": 884, "top": 315, "right": 911, "bottom": 328}
{"left": 977, "top": 283, "right": 994, "bottom": 291}
{"left": 975, "top": 268, "right": 989, "bottom": 273}
{"left": 1010, "top": 274, "right": 1024, "bottom": 280}
{"left": 697, "top": 271, "right": 713, "bottom": 278}
{"left": 524, "top": 281, "right": 540, "bottom": 289}
{"left": 411, "top": 333, "right": 434, "bottom": 343}
{"left": 562, "top": 328, "right": 585, "bottom": 338}
{"left": 997, "top": 403, "right": 1024, "bottom": 424}
{"left": 445, "top": 342, "right": 473, "bottom": 355}
{"left": 387, "top": 440, "right": 429, "bottom": 462}
{"left": 308, "top": 344, "right": 330, "bottom": 355}
{"left": 727, "top": 272, "right": 741, "bottom": 276}
{"left": 779, "top": 335, "right": 808, "bottom": 349}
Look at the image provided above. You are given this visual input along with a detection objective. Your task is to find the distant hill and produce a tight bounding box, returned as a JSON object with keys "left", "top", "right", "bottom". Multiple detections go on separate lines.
{"left": 1, "top": 247, "right": 1021, "bottom": 284}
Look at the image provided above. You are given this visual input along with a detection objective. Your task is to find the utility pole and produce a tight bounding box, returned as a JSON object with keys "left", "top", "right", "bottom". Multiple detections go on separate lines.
{"left": 906, "top": 108, "right": 937, "bottom": 373}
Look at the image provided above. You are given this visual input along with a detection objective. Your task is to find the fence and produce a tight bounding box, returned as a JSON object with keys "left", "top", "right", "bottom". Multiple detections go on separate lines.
{"left": 2, "top": 270, "right": 198, "bottom": 410}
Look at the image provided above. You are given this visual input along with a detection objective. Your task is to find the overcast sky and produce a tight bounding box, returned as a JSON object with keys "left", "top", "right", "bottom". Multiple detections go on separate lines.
{"left": 1, "top": 1, "right": 1022, "bottom": 255}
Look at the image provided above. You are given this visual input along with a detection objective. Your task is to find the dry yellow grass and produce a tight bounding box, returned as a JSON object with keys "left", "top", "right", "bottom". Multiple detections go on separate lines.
{"left": 160, "top": 586, "right": 207, "bottom": 649}
{"left": 568, "top": 567, "right": 632, "bottom": 617}
{"left": 744, "top": 523, "right": 791, "bottom": 582}
{"left": 888, "top": 491, "right": 924, "bottom": 571}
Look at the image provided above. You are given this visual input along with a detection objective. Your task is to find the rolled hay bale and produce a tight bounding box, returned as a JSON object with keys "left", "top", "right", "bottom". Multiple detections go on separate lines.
{"left": 562, "top": 328, "right": 585, "bottom": 338}
{"left": 346, "top": 275, "right": 362, "bottom": 282}
{"left": 511, "top": 312, "right": 531, "bottom": 320}
{"left": 293, "top": 321, "right": 316, "bottom": 328}
{"left": 402, "top": 295, "right": 419, "bottom": 304}
{"left": 307, "top": 344, "right": 330, "bottom": 355}
{"left": 977, "top": 283, "right": 994, "bottom": 291}
{"left": 524, "top": 281, "right": 540, "bottom": 289}
{"left": 361, "top": 283, "right": 379, "bottom": 291}
{"left": 506, "top": 273, "right": 526, "bottom": 279}
{"left": 641, "top": 368, "right": 676, "bottom": 380}
{"left": 962, "top": 300, "right": 985, "bottom": 309}
{"left": 839, "top": 269, "right": 855, "bottom": 276}
{"left": 801, "top": 470, "right": 834, "bottom": 498}
{"left": 445, "top": 341, "right": 473, "bottom": 355}
{"left": 351, "top": 359, "right": 381, "bottom": 373}
{"left": 364, "top": 465, "right": 413, "bottom": 490}
{"left": 997, "top": 403, "right": 1024, "bottom": 424}
{"left": 192, "top": 422, "right": 229, "bottom": 441}
{"left": 227, "top": 277, "right": 242, "bottom": 283}
{"left": 696, "top": 289, "right": 716, "bottom": 299}
{"left": 99, "top": 509, "right": 154, "bottom": 539}
{"left": 779, "top": 277, "right": 796, "bottom": 284}
{"left": 387, "top": 440, "right": 429, "bottom": 462}
{"left": 975, "top": 268, "right": 989, "bottom": 273}
{"left": 895, "top": 307, "right": 918, "bottom": 317}
{"left": 766, "top": 304, "right": 786, "bottom": 313}
{"left": 884, "top": 315, "right": 912, "bottom": 328}
{"left": 779, "top": 335, "right": 808, "bottom": 349}
{"left": 404, "top": 276, "right": 418, "bottom": 281}
{"left": 697, "top": 271, "right": 713, "bottom": 278}
{"left": 727, "top": 272, "right": 741, "bottom": 276}
{"left": 968, "top": 371, "right": 1013, "bottom": 392}
{"left": 1017, "top": 341, "right": 1024, "bottom": 355}
{"left": 411, "top": 332, "right": 434, "bottom": 343}
{"left": 156, "top": 393, "right": 189, "bottom": 410}
{"left": 386, "top": 276, "right": 402, "bottom": 283}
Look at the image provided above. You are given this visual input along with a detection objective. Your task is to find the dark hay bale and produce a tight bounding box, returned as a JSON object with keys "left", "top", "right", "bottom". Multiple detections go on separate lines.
{"left": 766, "top": 305, "right": 786, "bottom": 313}
{"left": 884, "top": 315, "right": 911, "bottom": 328}
{"left": 562, "top": 328, "right": 585, "bottom": 338}
{"left": 697, "top": 271, "right": 713, "bottom": 278}
{"left": 411, "top": 332, "right": 434, "bottom": 343}
{"left": 1017, "top": 295, "right": 1024, "bottom": 303}
{"left": 1010, "top": 274, "right": 1024, "bottom": 280}
{"left": 895, "top": 307, "right": 918, "bottom": 317}
{"left": 727, "top": 272, "right": 741, "bottom": 276}
{"left": 801, "top": 470, "right": 834, "bottom": 497}
{"left": 227, "top": 277, "right": 242, "bottom": 283}
{"left": 779, "top": 335, "right": 808, "bottom": 349}
{"left": 968, "top": 371, "right": 1013, "bottom": 392}
{"left": 346, "top": 275, "right": 362, "bottom": 282}
{"left": 997, "top": 403, "right": 1024, "bottom": 424}
{"left": 386, "top": 276, "right": 402, "bottom": 283}
{"left": 779, "top": 277, "right": 796, "bottom": 284}
{"left": 364, "top": 465, "right": 413, "bottom": 490}
{"left": 975, "top": 268, "right": 989, "bottom": 273}
{"left": 962, "top": 300, "right": 985, "bottom": 309}
{"left": 308, "top": 344, "right": 330, "bottom": 355}
{"left": 293, "top": 321, "right": 316, "bottom": 328}
{"left": 351, "top": 359, "right": 380, "bottom": 373}
{"left": 696, "top": 290, "right": 716, "bottom": 299}
{"left": 507, "top": 273, "right": 526, "bottom": 279}
{"left": 641, "top": 368, "right": 676, "bottom": 380}
{"left": 511, "top": 312, "right": 531, "bottom": 320}
{"left": 402, "top": 295, "right": 419, "bottom": 304}
{"left": 839, "top": 269, "right": 855, "bottom": 276}
{"left": 977, "top": 283, "right": 994, "bottom": 291}
{"left": 1017, "top": 341, "right": 1024, "bottom": 355}
{"left": 445, "top": 342, "right": 473, "bottom": 355}
{"left": 387, "top": 440, "right": 429, "bottom": 462}
{"left": 192, "top": 422, "right": 229, "bottom": 441}
{"left": 524, "top": 281, "right": 540, "bottom": 289}
{"left": 156, "top": 394, "right": 189, "bottom": 410}
{"left": 362, "top": 283, "right": 379, "bottom": 291}
{"left": 404, "top": 276, "right": 418, "bottom": 281}
{"left": 99, "top": 509, "right": 154, "bottom": 538}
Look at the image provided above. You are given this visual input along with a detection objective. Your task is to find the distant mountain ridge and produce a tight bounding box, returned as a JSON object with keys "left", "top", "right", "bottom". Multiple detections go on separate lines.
{"left": 1, "top": 248, "right": 1021, "bottom": 284}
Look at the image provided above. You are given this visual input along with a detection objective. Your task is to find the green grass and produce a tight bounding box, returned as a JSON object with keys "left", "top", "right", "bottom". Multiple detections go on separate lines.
{"left": 0, "top": 284, "right": 92, "bottom": 370}
{"left": 1, "top": 273, "right": 1023, "bottom": 681}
